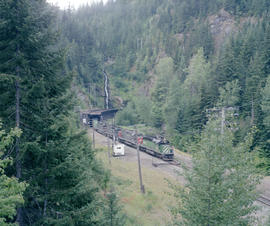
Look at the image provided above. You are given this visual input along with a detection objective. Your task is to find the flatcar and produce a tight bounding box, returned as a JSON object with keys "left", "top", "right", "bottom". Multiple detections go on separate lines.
{"left": 94, "top": 121, "right": 174, "bottom": 161}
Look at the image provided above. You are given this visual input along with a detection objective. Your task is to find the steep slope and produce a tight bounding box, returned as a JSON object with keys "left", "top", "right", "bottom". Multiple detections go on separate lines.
{"left": 59, "top": 0, "right": 270, "bottom": 171}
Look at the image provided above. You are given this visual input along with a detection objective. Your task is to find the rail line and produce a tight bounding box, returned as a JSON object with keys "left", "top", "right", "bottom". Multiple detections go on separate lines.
{"left": 94, "top": 123, "right": 174, "bottom": 161}
{"left": 257, "top": 195, "right": 270, "bottom": 207}
{"left": 152, "top": 159, "right": 180, "bottom": 167}
{"left": 93, "top": 125, "right": 270, "bottom": 207}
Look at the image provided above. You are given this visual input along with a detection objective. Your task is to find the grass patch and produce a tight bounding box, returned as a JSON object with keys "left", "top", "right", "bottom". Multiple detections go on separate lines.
{"left": 174, "top": 147, "right": 192, "bottom": 158}
{"left": 96, "top": 147, "right": 179, "bottom": 226}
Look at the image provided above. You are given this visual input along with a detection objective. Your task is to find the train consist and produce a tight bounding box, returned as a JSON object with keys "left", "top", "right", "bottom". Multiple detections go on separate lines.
{"left": 94, "top": 122, "right": 174, "bottom": 161}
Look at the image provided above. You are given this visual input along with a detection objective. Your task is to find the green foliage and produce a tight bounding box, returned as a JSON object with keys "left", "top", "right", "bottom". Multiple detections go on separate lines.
{"left": 164, "top": 77, "right": 182, "bottom": 133}
{"left": 54, "top": 0, "right": 270, "bottom": 178}
{"left": 150, "top": 57, "right": 174, "bottom": 128}
{"left": 0, "top": 0, "right": 124, "bottom": 225}
{"left": 261, "top": 75, "right": 270, "bottom": 128}
{"left": 259, "top": 75, "right": 270, "bottom": 172}
{"left": 1, "top": 0, "right": 267, "bottom": 223}
{"left": 134, "top": 96, "right": 152, "bottom": 125}
{"left": 116, "top": 102, "right": 139, "bottom": 126}
{"left": 266, "top": 215, "right": 270, "bottom": 226}
{"left": 102, "top": 192, "right": 127, "bottom": 226}
{"left": 213, "top": 19, "right": 270, "bottom": 150}
{"left": 217, "top": 80, "right": 240, "bottom": 107}
{"left": 175, "top": 48, "right": 211, "bottom": 134}
{"left": 170, "top": 120, "right": 261, "bottom": 225}
{"left": 0, "top": 124, "right": 26, "bottom": 225}
{"left": 60, "top": 0, "right": 270, "bottom": 164}
{"left": 183, "top": 48, "right": 210, "bottom": 95}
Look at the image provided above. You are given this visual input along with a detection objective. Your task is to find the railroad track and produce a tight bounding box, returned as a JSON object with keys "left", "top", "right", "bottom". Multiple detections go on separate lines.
{"left": 152, "top": 159, "right": 180, "bottom": 167}
{"left": 257, "top": 195, "right": 270, "bottom": 207}
{"left": 93, "top": 128, "right": 270, "bottom": 207}
{"left": 170, "top": 159, "right": 181, "bottom": 166}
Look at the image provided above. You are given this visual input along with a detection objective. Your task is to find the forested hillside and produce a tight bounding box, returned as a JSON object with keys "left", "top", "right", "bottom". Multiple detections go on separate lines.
{"left": 0, "top": 0, "right": 124, "bottom": 225}
{"left": 1, "top": 0, "right": 270, "bottom": 225}
{"left": 61, "top": 0, "right": 270, "bottom": 172}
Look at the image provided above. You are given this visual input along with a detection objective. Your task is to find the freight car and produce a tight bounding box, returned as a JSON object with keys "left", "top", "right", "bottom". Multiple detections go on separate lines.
{"left": 94, "top": 122, "right": 174, "bottom": 161}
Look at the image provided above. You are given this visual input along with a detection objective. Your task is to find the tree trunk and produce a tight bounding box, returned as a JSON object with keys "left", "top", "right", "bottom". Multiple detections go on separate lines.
{"left": 15, "top": 78, "right": 23, "bottom": 225}
{"left": 251, "top": 97, "right": 254, "bottom": 125}
{"left": 43, "top": 132, "right": 48, "bottom": 217}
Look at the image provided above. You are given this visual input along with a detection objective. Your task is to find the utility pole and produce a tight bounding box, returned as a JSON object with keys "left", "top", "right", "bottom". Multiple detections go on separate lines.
{"left": 112, "top": 117, "right": 115, "bottom": 155}
{"left": 74, "top": 106, "right": 80, "bottom": 129}
{"left": 88, "top": 83, "right": 93, "bottom": 108}
{"left": 107, "top": 136, "right": 111, "bottom": 165}
{"left": 135, "top": 127, "right": 145, "bottom": 194}
{"left": 94, "top": 84, "right": 97, "bottom": 107}
{"left": 206, "top": 106, "right": 239, "bottom": 134}
{"left": 107, "top": 122, "right": 111, "bottom": 165}
{"left": 251, "top": 97, "right": 254, "bottom": 125}
{"left": 92, "top": 126, "right": 95, "bottom": 149}
{"left": 221, "top": 107, "right": 225, "bottom": 135}
{"left": 88, "top": 82, "right": 91, "bottom": 94}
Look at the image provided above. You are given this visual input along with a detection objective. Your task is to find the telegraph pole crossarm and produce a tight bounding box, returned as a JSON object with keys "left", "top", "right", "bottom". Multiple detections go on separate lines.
{"left": 206, "top": 106, "right": 239, "bottom": 134}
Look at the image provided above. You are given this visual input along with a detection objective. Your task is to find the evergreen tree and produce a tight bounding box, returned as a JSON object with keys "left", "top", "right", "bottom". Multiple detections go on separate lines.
{"left": 0, "top": 0, "right": 57, "bottom": 223}
{"left": 164, "top": 77, "right": 182, "bottom": 133}
{"left": 0, "top": 122, "right": 26, "bottom": 225}
{"left": 216, "top": 45, "right": 232, "bottom": 84}
{"left": 151, "top": 57, "right": 174, "bottom": 128}
{"left": 262, "top": 75, "right": 270, "bottom": 129}
{"left": 0, "top": 1, "right": 112, "bottom": 225}
{"left": 260, "top": 75, "right": 270, "bottom": 172}
{"left": 217, "top": 80, "right": 240, "bottom": 107}
{"left": 102, "top": 192, "right": 126, "bottom": 226}
{"left": 176, "top": 48, "right": 211, "bottom": 133}
{"left": 262, "top": 20, "right": 270, "bottom": 76}
{"left": 171, "top": 120, "right": 260, "bottom": 225}
{"left": 243, "top": 52, "right": 265, "bottom": 124}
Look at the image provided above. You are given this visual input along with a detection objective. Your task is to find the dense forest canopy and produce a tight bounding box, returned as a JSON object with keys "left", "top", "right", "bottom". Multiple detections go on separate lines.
{"left": 61, "top": 0, "right": 270, "bottom": 171}
{"left": 0, "top": 0, "right": 124, "bottom": 225}
{"left": 0, "top": 0, "right": 270, "bottom": 225}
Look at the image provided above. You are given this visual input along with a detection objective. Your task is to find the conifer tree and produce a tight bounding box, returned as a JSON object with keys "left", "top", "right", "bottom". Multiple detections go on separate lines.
{"left": 0, "top": 122, "right": 26, "bottom": 225}
{"left": 243, "top": 52, "right": 264, "bottom": 123}
{"left": 151, "top": 57, "right": 174, "bottom": 128}
{"left": 0, "top": 1, "right": 112, "bottom": 225}
{"left": 176, "top": 48, "right": 211, "bottom": 133}
{"left": 217, "top": 80, "right": 240, "bottom": 107}
{"left": 262, "top": 21, "right": 270, "bottom": 76}
{"left": 102, "top": 192, "right": 126, "bottom": 226}
{"left": 262, "top": 75, "right": 270, "bottom": 130}
{"left": 260, "top": 75, "right": 270, "bottom": 171}
{"left": 171, "top": 120, "right": 260, "bottom": 225}
{"left": 215, "top": 40, "right": 238, "bottom": 87}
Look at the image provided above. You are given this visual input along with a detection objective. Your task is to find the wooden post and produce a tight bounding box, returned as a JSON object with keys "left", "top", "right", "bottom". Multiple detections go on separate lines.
{"left": 107, "top": 122, "right": 111, "bottom": 165}
{"left": 251, "top": 97, "right": 254, "bottom": 125}
{"left": 112, "top": 118, "right": 115, "bottom": 155}
{"left": 107, "top": 136, "right": 111, "bottom": 165}
{"left": 221, "top": 107, "right": 225, "bottom": 135}
{"left": 135, "top": 127, "right": 145, "bottom": 194}
{"left": 92, "top": 127, "right": 95, "bottom": 149}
